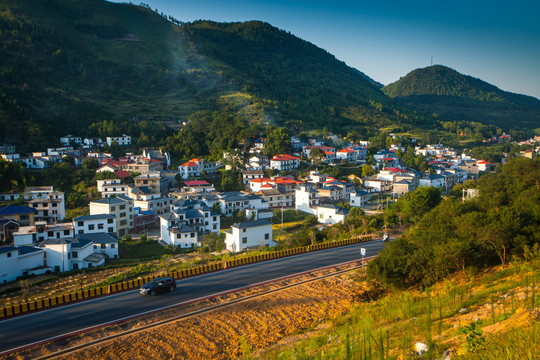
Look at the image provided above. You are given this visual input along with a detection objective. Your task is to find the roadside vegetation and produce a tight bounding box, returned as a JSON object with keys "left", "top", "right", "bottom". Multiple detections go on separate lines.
{"left": 258, "top": 255, "right": 539, "bottom": 359}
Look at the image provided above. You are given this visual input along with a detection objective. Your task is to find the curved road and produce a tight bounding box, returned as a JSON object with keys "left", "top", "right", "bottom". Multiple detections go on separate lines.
{"left": 0, "top": 239, "right": 386, "bottom": 355}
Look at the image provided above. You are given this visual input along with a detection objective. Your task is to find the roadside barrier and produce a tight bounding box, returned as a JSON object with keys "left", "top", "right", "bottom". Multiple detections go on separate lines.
{"left": 0, "top": 234, "right": 375, "bottom": 319}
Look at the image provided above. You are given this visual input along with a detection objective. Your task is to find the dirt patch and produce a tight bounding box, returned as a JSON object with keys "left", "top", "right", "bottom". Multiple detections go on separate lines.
{"left": 8, "top": 263, "right": 369, "bottom": 360}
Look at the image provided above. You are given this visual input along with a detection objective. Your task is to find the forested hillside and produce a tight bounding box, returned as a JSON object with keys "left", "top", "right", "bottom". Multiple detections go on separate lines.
{"left": 369, "top": 157, "right": 540, "bottom": 288}
{"left": 383, "top": 65, "right": 540, "bottom": 129}
{"left": 0, "top": 0, "right": 431, "bottom": 153}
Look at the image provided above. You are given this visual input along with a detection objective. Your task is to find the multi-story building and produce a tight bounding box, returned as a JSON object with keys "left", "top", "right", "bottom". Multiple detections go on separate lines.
{"left": 28, "top": 190, "right": 65, "bottom": 224}
{"left": 134, "top": 172, "right": 167, "bottom": 195}
{"left": 160, "top": 200, "right": 220, "bottom": 248}
{"left": 106, "top": 134, "right": 131, "bottom": 146}
{"left": 90, "top": 196, "right": 134, "bottom": 236}
{"left": 178, "top": 158, "right": 222, "bottom": 180}
{"left": 96, "top": 179, "right": 129, "bottom": 198}
{"left": 256, "top": 189, "right": 294, "bottom": 208}
{"left": 128, "top": 187, "right": 174, "bottom": 216}
{"left": 269, "top": 154, "right": 300, "bottom": 171}
{"left": 224, "top": 219, "right": 273, "bottom": 252}
{"left": 73, "top": 214, "right": 117, "bottom": 235}
{"left": 295, "top": 185, "right": 319, "bottom": 215}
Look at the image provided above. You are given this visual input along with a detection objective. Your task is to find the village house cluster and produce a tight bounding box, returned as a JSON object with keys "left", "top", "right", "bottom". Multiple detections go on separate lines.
{"left": 2, "top": 131, "right": 533, "bottom": 284}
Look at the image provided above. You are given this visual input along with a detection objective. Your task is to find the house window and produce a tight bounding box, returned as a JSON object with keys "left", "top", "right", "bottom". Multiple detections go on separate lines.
{"left": 107, "top": 219, "right": 114, "bottom": 224}
{"left": 98, "top": 224, "right": 104, "bottom": 230}
{"left": 88, "top": 224, "right": 95, "bottom": 231}
{"left": 265, "top": 233, "right": 269, "bottom": 240}
{"left": 64, "top": 230, "right": 70, "bottom": 235}
{"left": 78, "top": 230, "right": 84, "bottom": 234}
{"left": 7, "top": 252, "right": 12, "bottom": 258}
{"left": 48, "top": 231, "right": 54, "bottom": 237}
{"left": 111, "top": 244, "right": 115, "bottom": 249}
{"left": 111, "top": 207, "right": 116, "bottom": 212}
{"left": 108, "top": 227, "right": 114, "bottom": 233}
{"left": 242, "top": 237, "right": 247, "bottom": 244}
{"left": 73, "top": 263, "right": 79, "bottom": 270}
{"left": 191, "top": 233, "right": 195, "bottom": 238}
{"left": 72, "top": 251, "right": 78, "bottom": 258}
{"left": 78, "top": 221, "right": 84, "bottom": 227}
{"left": 101, "top": 244, "right": 106, "bottom": 249}
{"left": 120, "top": 212, "right": 126, "bottom": 218}
{"left": 94, "top": 245, "right": 98, "bottom": 250}
{"left": 243, "top": 229, "right": 246, "bottom": 233}
{"left": 120, "top": 205, "right": 126, "bottom": 210}
{"left": 213, "top": 224, "right": 217, "bottom": 230}
{"left": 213, "top": 216, "right": 217, "bottom": 221}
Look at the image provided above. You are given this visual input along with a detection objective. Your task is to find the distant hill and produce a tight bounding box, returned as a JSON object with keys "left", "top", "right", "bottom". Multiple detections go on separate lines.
{"left": 383, "top": 65, "right": 540, "bottom": 129}
{"left": 0, "top": 0, "right": 427, "bottom": 152}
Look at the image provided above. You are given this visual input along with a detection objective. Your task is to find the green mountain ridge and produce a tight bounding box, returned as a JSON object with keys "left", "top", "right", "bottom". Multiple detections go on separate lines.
{"left": 2, "top": 0, "right": 415, "bottom": 152}
{"left": 383, "top": 65, "right": 540, "bottom": 129}
{"left": 0, "top": 0, "right": 537, "bottom": 153}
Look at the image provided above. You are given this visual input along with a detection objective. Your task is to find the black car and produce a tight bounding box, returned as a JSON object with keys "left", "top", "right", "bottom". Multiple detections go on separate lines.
{"left": 140, "top": 277, "right": 176, "bottom": 296}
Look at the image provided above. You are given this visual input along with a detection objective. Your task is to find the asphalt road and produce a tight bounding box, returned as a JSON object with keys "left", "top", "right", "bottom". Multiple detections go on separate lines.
{"left": 0, "top": 239, "right": 386, "bottom": 355}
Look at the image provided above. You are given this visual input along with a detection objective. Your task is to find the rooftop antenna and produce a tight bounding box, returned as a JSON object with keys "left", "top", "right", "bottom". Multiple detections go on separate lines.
{"left": 431, "top": 55, "right": 433, "bottom": 66}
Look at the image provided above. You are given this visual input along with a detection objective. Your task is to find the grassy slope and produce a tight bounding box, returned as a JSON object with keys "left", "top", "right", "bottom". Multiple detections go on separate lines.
{"left": 383, "top": 65, "right": 540, "bottom": 130}
{"left": 258, "top": 260, "right": 540, "bottom": 359}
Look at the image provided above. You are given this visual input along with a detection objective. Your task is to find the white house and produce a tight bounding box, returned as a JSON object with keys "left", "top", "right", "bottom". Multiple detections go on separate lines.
{"left": 178, "top": 158, "right": 222, "bottom": 180}
{"left": 419, "top": 174, "right": 446, "bottom": 188}
{"left": 295, "top": 185, "right": 319, "bottom": 215}
{"left": 0, "top": 246, "right": 46, "bottom": 284}
{"left": 13, "top": 222, "right": 73, "bottom": 245}
{"left": 160, "top": 222, "right": 198, "bottom": 248}
{"left": 269, "top": 154, "right": 300, "bottom": 171}
{"left": 90, "top": 196, "right": 134, "bottom": 236}
{"left": 96, "top": 179, "right": 129, "bottom": 198}
{"left": 242, "top": 170, "right": 265, "bottom": 185}
{"left": 224, "top": 219, "right": 273, "bottom": 252}
{"left": 106, "top": 134, "right": 131, "bottom": 146}
{"left": 336, "top": 148, "right": 359, "bottom": 162}
{"left": 25, "top": 187, "right": 65, "bottom": 224}
{"left": 59, "top": 135, "right": 82, "bottom": 146}
{"left": 80, "top": 233, "right": 119, "bottom": 259}
{"left": 41, "top": 237, "right": 105, "bottom": 271}
{"left": 73, "top": 214, "right": 117, "bottom": 235}
{"left": 350, "top": 190, "right": 370, "bottom": 208}
{"left": 316, "top": 204, "right": 349, "bottom": 225}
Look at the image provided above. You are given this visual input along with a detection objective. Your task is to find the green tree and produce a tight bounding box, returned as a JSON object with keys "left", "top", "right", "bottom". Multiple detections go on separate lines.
{"left": 309, "top": 147, "right": 326, "bottom": 165}
{"left": 264, "top": 127, "right": 292, "bottom": 156}
{"left": 361, "top": 164, "right": 374, "bottom": 178}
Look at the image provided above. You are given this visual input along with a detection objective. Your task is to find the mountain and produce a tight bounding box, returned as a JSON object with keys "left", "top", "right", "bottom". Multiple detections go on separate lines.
{"left": 383, "top": 65, "right": 540, "bottom": 129}
{"left": 0, "top": 0, "right": 426, "bottom": 152}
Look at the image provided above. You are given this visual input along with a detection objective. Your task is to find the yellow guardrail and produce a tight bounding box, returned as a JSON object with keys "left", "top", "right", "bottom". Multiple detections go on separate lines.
{"left": 0, "top": 234, "right": 376, "bottom": 319}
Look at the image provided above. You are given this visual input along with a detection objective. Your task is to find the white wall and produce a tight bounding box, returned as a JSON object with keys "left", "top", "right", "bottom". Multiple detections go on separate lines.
{"left": 225, "top": 223, "right": 273, "bottom": 252}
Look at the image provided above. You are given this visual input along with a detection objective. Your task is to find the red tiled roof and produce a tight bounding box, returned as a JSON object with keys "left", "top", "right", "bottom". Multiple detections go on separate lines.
{"left": 102, "top": 159, "right": 129, "bottom": 167}
{"left": 338, "top": 148, "right": 356, "bottom": 153}
{"left": 304, "top": 145, "right": 335, "bottom": 151}
{"left": 385, "top": 167, "right": 407, "bottom": 173}
{"left": 260, "top": 184, "right": 273, "bottom": 188}
{"left": 250, "top": 177, "right": 273, "bottom": 183}
{"left": 184, "top": 180, "right": 210, "bottom": 186}
{"left": 181, "top": 161, "right": 198, "bottom": 167}
{"left": 271, "top": 154, "right": 299, "bottom": 161}
{"left": 114, "top": 170, "right": 130, "bottom": 179}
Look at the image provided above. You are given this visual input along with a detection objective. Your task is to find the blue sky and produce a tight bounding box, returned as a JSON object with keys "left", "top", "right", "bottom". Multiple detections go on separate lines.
{"left": 113, "top": 0, "right": 540, "bottom": 99}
